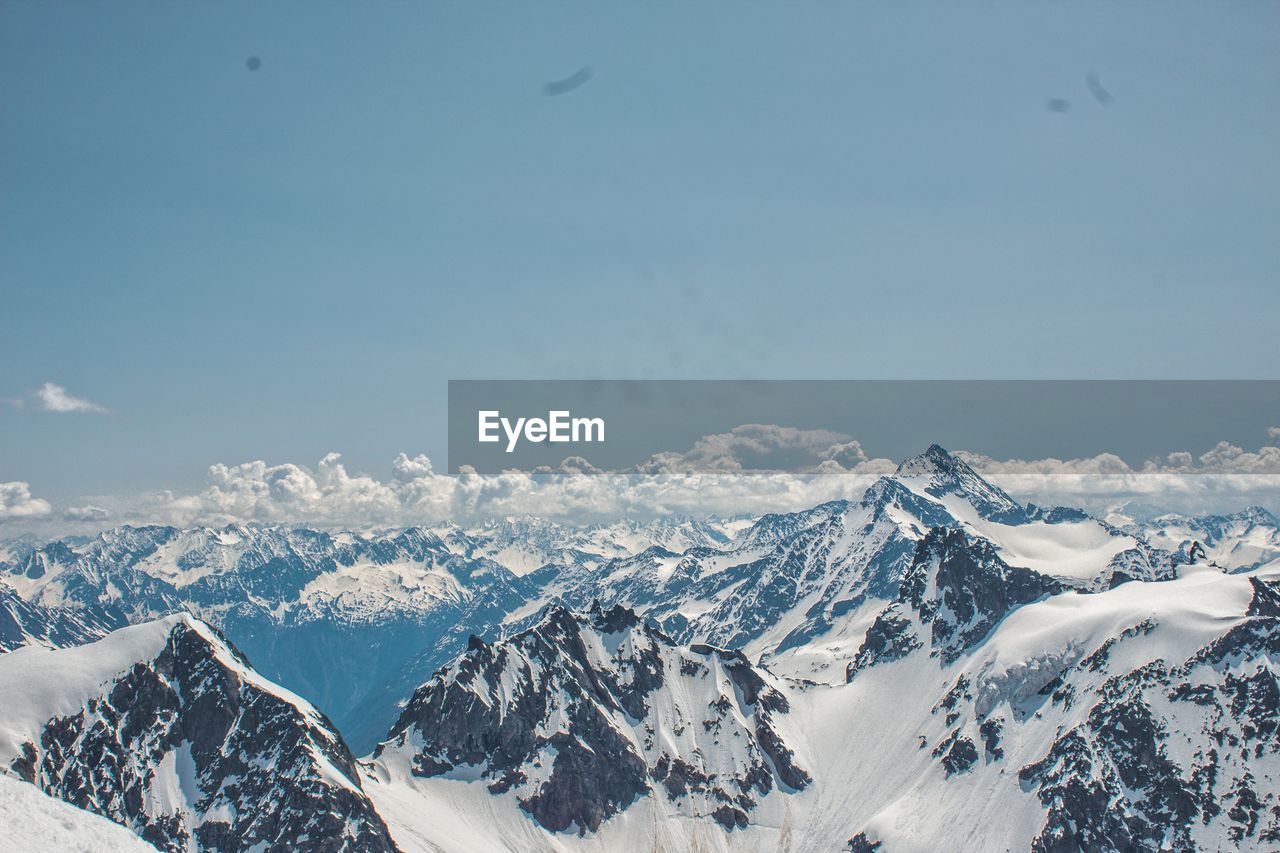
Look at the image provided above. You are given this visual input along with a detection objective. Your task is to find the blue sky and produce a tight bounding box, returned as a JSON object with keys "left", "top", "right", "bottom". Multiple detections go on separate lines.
{"left": 2, "top": 1, "right": 1278, "bottom": 505}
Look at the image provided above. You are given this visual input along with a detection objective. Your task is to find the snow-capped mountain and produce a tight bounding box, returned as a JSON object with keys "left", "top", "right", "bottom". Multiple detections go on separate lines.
{"left": 0, "top": 446, "right": 1211, "bottom": 751}
{"left": 3, "top": 444, "right": 1278, "bottom": 851}
{"left": 846, "top": 527, "right": 1067, "bottom": 677}
{"left": 355, "top": 543, "right": 1280, "bottom": 852}
{"left": 524, "top": 446, "right": 1177, "bottom": 685}
{"left": 835, "top": 540, "right": 1280, "bottom": 851}
{"left": 0, "top": 615, "right": 397, "bottom": 852}
{"left": 0, "top": 517, "right": 745, "bottom": 754}
{"left": 1, "top": 577, "right": 123, "bottom": 652}
{"left": 456, "top": 516, "right": 745, "bottom": 576}
{"left": 0, "top": 516, "right": 739, "bottom": 736}
{"left": 1134, "top": 505, "right": 1280, "bottom": 572}
{"left": 370, "top": 604, "right": 808, "bottom": 838}
{"left": 0, "top": 525, "right": 536, "bottom": 751}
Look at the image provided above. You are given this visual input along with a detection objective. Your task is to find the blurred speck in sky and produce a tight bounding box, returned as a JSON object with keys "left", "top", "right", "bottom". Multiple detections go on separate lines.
{"left": 1086, "top": 72, "right": 1113, "bottom": 106}
{"left": 543, "top": 67, "right": 593, "bottom": 96}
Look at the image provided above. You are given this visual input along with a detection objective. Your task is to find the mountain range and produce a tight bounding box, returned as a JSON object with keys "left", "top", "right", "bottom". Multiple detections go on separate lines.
{"left": 1, "top": 445, "right": 1278, "bottom": 851}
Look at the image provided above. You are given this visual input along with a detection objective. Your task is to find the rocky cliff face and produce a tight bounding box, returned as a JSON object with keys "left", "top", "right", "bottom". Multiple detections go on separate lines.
{"left": 0, "top": 615, "right": 397, "bottom": 853}
{"left": 373, "top": 603, "right": 808, "bottom": 835}
{"left": 848, "top": 527, "right": 1065, "bottom": 679}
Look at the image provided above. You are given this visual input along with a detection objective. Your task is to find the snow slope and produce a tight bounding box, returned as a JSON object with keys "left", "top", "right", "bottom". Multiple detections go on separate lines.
{"left": 0, "top": 773, "right": 158, "bottom": 852}
{"left": 363, "top": 552, "right": 1280, "bottom": 852}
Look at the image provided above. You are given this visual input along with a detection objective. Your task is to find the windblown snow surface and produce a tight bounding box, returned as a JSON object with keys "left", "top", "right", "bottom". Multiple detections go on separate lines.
{"left": 0, "top": 773, "right": 158, "bottom": 852}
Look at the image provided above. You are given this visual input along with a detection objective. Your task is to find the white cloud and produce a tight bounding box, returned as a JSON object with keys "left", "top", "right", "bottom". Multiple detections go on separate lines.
{"left": 7, "top": 427, "right": 1280, "bottom": 534}
{"left": 35, "top": 383, "right": 109, "bottom": 414}
{"left": 635, "top": 425, "right": 858, "bottom": 473}
{"left": 197, "top": 453, "right": 403, "bottom": 526}
{"left": 63, "top": 505, "right": 111, "bottom": 522}
{"left": 0, "top": 482, "right": 53, "bottom": 520}
{"left": 819, "top": 440, "right": 870, "bottom": 468}
{"left": 63, "top": 454, "right": 875, "bottom": 530}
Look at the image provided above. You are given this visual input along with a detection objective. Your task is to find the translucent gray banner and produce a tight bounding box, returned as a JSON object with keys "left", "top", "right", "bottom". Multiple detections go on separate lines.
{"left": 447, "top": 380, "right": 1280, "bottom": 475}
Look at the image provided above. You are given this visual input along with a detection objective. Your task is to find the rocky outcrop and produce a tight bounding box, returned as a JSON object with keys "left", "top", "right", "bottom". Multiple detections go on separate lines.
{"left": 0, "top": 616, "right": 398, "bottom": 852}
{"left": 374, "top": 603, "right": 808, "bottom": 835}
{"left": 849, "top": 528, "right": 1063, "bottom": 679}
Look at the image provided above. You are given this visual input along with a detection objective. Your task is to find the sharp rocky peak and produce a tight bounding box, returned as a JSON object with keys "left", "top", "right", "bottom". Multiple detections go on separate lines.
{"left": 893, "top": 445, "right": 1031, "bottom": 523}
{"left": 375, "top": 602, "right": 808, "bottom": 836}
{"left": 1230, "top": 505, "right": 1280, "bottom": 526}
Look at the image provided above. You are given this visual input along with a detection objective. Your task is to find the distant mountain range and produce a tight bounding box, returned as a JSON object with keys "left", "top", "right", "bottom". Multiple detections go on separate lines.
{"left": 2, "top": 445, "right": 1278, "bottom": 850}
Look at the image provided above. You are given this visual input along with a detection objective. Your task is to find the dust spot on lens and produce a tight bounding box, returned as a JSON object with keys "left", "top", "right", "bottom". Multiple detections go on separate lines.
{"left": 1086, "top": 72, "right": 1113, "bottom": 106}
{"left": 543, "top": 67, "right": 593, "bottom": 96}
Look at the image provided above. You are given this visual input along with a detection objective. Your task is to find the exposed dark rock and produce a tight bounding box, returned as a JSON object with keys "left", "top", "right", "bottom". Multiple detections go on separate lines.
{"left": 20, "top": 618, "right": 397, "bottom": 852}
{"left": 979, "top": 717, "right": 1004, "bottom": 761}
{"left": 377, "top": 604, "right": 807, "bottom": 835}
{"left": 1247, "top": 577, "right": 1280, "bottom": 618}
{"left": 932, "top": 730, "right": 978, "bottom": 776}
{"left": 851, "top": 528, "right": 1063, "bottom": 676}
{"left": 712, "top": 804, "right": 749, "bottom": 830}
{"left": 846, "top": 609, "right": 920, "bottom": 681}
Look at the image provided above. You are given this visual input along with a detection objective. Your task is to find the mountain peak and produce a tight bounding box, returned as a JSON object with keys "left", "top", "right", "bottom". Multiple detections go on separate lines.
{"left": 893, "top": 445, "right": 1030, "bottom": 524}
{"left": 376, "top": 601, "right": 807, "bottom": 836}
{"left": 893, "top": 444, "right": 963, "bottom": 478}
{"left": 1236, "top": 505, "right": 1280, "bottom": 525}
{"left": 924, "top": 442, "right": 953, "bottom": 461}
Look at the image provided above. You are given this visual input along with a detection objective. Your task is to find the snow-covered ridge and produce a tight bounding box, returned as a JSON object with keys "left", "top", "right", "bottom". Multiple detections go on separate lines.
{"left": 0, "top": 576, "right": 122, "bottom": 652}
{"left": 838, "top": 562, "right": 1279, "bottom": 852}
{"left": 524, "top": 447, "right": 1187, "bottom": 685}
{"left": 0, "top": 614, "right": 397, "bottom": 852}
{"left": 1134, "top": 505, "right": 1280, "bottom": 572}
{"left": 371, "top": 603, "right": 808, "bottom": 839}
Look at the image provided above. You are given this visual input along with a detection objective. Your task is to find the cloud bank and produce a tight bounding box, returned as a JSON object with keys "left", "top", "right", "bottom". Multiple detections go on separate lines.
{"left": 4, "top": 428, "right": 1279, "bottom": 535}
